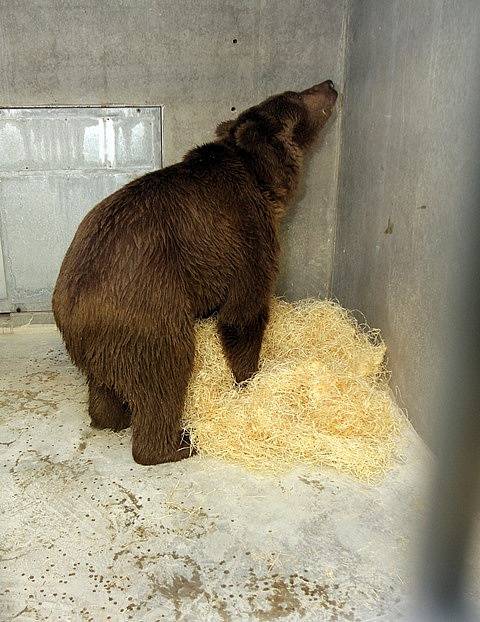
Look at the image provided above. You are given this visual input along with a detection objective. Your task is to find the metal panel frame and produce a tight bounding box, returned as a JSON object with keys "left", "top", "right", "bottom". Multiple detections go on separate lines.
{"left": 0, "top": 234, "right": 8, "bottom": 313}
{"left": 0, "top": 105, "right": 163, "bottom": 313}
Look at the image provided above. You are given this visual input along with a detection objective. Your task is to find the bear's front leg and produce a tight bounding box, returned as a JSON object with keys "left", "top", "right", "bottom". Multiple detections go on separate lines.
{"left": 218, "top": 305, "right": 269, "bottom": 384}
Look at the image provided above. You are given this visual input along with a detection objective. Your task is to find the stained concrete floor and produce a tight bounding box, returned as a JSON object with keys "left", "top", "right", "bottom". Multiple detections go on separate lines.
{"left": 0, "top": 324, "right": 477, "bottom": 621}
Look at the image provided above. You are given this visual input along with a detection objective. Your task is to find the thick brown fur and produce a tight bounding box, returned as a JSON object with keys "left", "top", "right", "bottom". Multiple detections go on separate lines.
{"left": 53, "top": 81, "right": 337, "bottom": 465}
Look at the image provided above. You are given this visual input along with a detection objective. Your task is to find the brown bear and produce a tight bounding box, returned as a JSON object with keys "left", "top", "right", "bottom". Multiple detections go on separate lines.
{"left": 53, "top": 80, "right": 338, "bottom": 465}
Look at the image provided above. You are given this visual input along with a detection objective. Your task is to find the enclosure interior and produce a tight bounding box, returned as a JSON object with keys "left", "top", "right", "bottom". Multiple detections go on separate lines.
{"left": 1, "top": 1, "right": 480, "bottom": 619}
{"left": 1, "top": 1, "right": 478, "bottom": 442}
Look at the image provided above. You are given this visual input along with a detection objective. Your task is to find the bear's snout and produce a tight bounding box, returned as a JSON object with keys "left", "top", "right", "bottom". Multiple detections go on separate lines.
{"left": 304, "top": 80, "right": 337, "bottom": 104}
{"left": 300, "top": 80, "right": 338, "bottom": 120}
{"left": 324, "top": 80, "right": 338, "bottom": 103}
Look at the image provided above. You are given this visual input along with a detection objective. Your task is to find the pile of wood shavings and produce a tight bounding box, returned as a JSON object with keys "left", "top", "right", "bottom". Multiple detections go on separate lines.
{"left": 183, "top": 299, "right": 404, "bottom": 480}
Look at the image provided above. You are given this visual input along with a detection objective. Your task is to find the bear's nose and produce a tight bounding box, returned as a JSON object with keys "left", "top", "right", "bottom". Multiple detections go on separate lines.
{"left": 326, "top": 80, "right": 335, "bottom": 89}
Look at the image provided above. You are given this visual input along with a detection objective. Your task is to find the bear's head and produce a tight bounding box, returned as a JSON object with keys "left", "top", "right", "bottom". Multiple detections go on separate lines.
{"left": 215, "top": 80, "right": 338, "bottom": 205}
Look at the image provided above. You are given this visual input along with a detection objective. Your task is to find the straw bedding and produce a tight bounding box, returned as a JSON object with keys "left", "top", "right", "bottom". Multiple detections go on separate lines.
{"left": 183, "top": 299, "right": 404, "bottom": 480}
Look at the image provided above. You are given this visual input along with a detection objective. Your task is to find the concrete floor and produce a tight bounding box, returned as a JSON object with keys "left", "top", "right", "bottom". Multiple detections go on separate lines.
{"left": 0, "top": 325, "right": 476, "bottom": 621}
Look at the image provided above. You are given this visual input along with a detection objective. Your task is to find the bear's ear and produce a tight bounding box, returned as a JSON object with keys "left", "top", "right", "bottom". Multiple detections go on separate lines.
{"left": 234, "top": 119, "right": 270, "bottom": 151}
{"left": 215, "top": 120, "right": 234, "bottom": 139}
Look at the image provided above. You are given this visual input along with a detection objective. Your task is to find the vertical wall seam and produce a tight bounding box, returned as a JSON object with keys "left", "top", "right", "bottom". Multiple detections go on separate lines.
{"left": 328, "top": 0, "right": 352, "bottom": 298}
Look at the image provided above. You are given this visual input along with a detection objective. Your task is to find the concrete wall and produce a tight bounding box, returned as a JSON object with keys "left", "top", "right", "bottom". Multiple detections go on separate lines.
{"left": 0, "top": 0, "right": 347, "bottom": 300}
{"left": 333, "top": 1, "right": 480, "bottom": 442}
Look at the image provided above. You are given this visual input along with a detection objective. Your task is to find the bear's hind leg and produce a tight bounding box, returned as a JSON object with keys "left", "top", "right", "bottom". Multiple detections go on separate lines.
{"left": 88, "top": 379, "right": 132, "bottom": 431}
{"left": 122, "top": 324, "right": 195, "bottom": 465}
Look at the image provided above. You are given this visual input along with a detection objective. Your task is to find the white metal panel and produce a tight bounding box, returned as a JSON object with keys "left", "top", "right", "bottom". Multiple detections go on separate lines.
{"left": 0, "top": 107, "right": 162, "bottom": 312}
